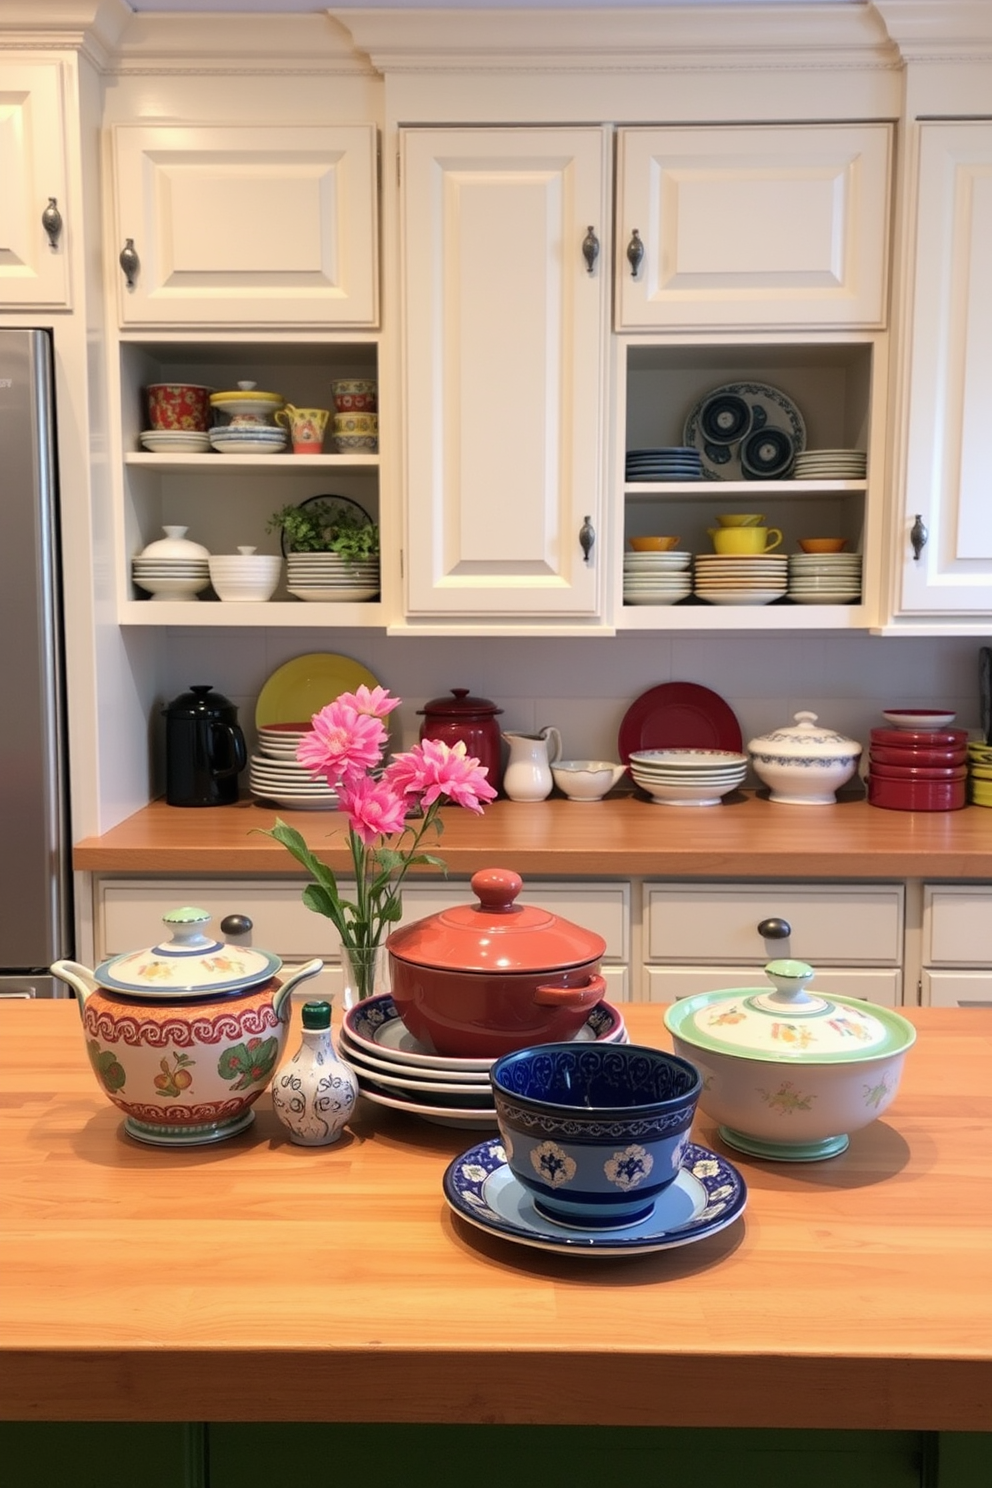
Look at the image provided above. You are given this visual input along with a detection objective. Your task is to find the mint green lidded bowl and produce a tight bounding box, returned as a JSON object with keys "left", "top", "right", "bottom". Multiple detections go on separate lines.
{"left": 664, "top": 960, "right": 916, "bottom": 1162}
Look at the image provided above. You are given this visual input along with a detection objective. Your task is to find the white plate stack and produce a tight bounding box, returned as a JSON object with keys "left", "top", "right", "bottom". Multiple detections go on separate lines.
{"left": 628, "top": 748, "right": 749, "bottom": 806}
{"left": 286, "top": 552, "right": 380, "bottom": 602}
{"left": 793, "top": 449, "right": 867, "bottom": 481}
{"left": 788, "top": 552, "right": 863, "bottom": 604}
{"left": 249, "top": 723, "right": 340, "bottom": 809}
{"left": 692, "top": 553, "right": 788, "bottom": 606}
{"left": 139, "top": 429, "right": 211, "bottom": 454}
{"left": 131, "top": 525, "right": 211, "bottom": 601}
{"left": 622, "top": 550, "right": 693, "bottom": 606}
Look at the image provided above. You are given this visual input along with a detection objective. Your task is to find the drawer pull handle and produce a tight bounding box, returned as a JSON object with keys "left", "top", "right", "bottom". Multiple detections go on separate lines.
{"left": 119, "top": 238, "right": 139, "bottom": 289}
{"left": 757, "top": 917, "right": 792, "bottom": 940}
{"left": 42, "top": 197, "right": 63, "bottom": 249}
{"left": 626, "top": 228, "right": 644, "bottom": 278}
{"left": 220, "top": 914, "right": 254, "bottom": 942}
{"left": 581, "top": 226, "right": 600, "bottom": 275}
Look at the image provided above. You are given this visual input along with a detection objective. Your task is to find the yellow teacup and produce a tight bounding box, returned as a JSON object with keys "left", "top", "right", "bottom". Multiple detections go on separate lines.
{"left": 709, "top": 526, "right": 783, "bottom": 554}
{"left": 275, "top": 404, "right": 330, "bottom": 454}
{"left": 716, "top": 513, "right": 765, "bottom": 528}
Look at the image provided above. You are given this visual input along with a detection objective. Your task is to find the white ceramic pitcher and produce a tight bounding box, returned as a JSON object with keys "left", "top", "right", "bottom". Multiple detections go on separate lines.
{"left": 501, "top": 725, "right": 562, "bottom": 802}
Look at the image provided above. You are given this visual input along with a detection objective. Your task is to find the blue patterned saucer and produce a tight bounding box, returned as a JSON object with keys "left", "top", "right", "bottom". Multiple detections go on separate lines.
{"left": 442, "top": 1139, "right": 746, "bottom": 1257}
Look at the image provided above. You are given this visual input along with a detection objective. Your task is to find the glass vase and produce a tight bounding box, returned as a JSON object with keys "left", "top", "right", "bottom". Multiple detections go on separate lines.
{"left": 339, "top": 942, "right": 390, "bottom": 1011}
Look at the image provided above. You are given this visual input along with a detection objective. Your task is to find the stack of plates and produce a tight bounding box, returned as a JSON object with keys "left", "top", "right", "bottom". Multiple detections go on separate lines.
{"left": 623, "top": 550, "right": 692, "bottom": 606}
{"left": 286, "top": 552, "right": 380, "bottom": 603}
{"left": 625, "top": 447, "right": 702, "bottom": 482}
{"left": 967, "top": 740, "right": 992, "bottom": 808}
{"left": 339, "top": 993, "right": 628, "bottom": 1130}
{"left": 788, "top": 552, "right": 863, "bottom": 604}
{"left": 249, "top": 721, "right": 338, "bottom": 809}
{"left": 693, "top": 553, "right": 788, "bottom": 606}
{"left": 131, "top": 556, "right": 210, "bottom": 601}
{"left": 139, "top": 429, "right": 211, "bottom": 454}
{"left": 628, "top": 748, "right": 749, "bottom": 806}
{"left": 793, "top": 449, "right": 867, "bottom": 481}
{"left": 209, "top": 425, "right": 287, "bottom": 455}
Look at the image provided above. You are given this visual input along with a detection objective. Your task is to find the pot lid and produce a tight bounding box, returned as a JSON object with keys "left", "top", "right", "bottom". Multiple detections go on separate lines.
{"left": 162, "top": 684, "right": 238, "bottom": 719}
{"left": 93, "top": 907, "right": 280, "bottom": 996}
{"left": 418, "top": 688, "right": 502, "bottom": 718}
{"left": 748, "top": 711, "right": 862, "bottom": 760}
{"left": 386, "top": 868, "right": 605, "bottom": 975}
{"left": 664, "top": 960, "right": 916, "bottom": 1064}
{"left": 870, "top": 725, "right": 969, "bottom": 748}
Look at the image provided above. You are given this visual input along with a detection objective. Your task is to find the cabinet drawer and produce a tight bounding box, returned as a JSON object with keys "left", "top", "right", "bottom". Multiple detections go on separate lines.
{"left": 923, "top": 886, "right": 992, "bottom": 967}
{"left": 644, "top": 964, "right": 901, "bottom": 1007}
{"left": 643, "top": 883, "right": 904, "bottom": 965}
{"left": 921, "top": 970, "right": 992, "bottom": 1009}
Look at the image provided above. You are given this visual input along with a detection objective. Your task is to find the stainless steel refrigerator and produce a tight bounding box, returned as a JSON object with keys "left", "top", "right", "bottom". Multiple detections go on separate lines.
{"left": 0, "top": 328, "right": 73, "bottom": 996}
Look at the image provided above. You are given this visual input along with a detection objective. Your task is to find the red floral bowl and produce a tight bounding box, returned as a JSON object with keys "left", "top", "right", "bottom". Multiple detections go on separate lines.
{"left": 145, "top": 383, "right": 214, "bottom": 431}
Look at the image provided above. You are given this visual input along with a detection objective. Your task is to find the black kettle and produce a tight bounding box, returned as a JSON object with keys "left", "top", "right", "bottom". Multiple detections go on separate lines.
{"left": 163, "top": 685, "right": 247, "bottom": 807}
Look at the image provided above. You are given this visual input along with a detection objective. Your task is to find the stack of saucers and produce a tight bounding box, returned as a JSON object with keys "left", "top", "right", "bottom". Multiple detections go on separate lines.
{"left": 131, "top": 525, "right": 210, "bottom": 601}
{"left": 628, "top": 748, "right": 749, "bottom": 806}
{"left": 286, "top": 551, "right": 380, "bottom": 602}
{"left": 625, "top": 447, "right": 703, "bottom": 482}
{"left": 967, "top": 740, "right": 992, "bottom": 808}
{"left": 209, "top": 423, "right": 287, "bottom": 455}
{"left": 788, "top": 552, "right": 863, "bottom": 604}
{"left": 139, "top": 428, "right": 212, "bottom": 454}
{"left": 249, "top": 722, "right": 339, "bottom": 809}
{"left": 866, "top": 717, "right": 968, "bottom": 812}
{"left": 693, "top": 553, "right": 788, "bottom": 605}
{"left": 623, "top": 549, "right": 692, "bottom": 606}
{"left": 338, "top": 992, "right": 628, "bottom": 1130}
{"left": 793, "top": 449, "right": 867, "bottom": 481}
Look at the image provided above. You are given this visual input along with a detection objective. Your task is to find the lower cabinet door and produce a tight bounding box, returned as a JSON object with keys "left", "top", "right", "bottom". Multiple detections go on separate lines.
{"left": 922, "top": 971, "right": 992, "bottom": 1009}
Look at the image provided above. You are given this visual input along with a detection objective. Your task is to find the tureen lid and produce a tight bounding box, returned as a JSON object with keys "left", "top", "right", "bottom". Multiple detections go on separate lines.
{"left": 664, "top": 960, "right": 916, "bottom": 1064}
{"left": 93, "top": 907, "right": 281, "bottom": 996}
{"left": 418, "top": 687, "right": 502, "bottom": 719}
{"left": 386, "top": 867, "right": 605, "bottom": 974}
{"left": 748, "top": 711, "right": 862, "bottom": 760}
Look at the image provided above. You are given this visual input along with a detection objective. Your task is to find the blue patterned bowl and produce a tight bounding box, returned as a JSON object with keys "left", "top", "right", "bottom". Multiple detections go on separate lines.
{"left": 489, "top": 1043, "right": 701, "bottom": 1230}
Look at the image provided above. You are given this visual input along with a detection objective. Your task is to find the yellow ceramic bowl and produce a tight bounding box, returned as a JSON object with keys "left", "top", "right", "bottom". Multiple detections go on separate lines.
{"left": 630, "top": 536, "right": 680, "bottom": 552}
{"left": 798, "top": 538, "right": 848, "bottom": 554}
{"left": 716, "top": 513, "right": 764, "bottom": 528}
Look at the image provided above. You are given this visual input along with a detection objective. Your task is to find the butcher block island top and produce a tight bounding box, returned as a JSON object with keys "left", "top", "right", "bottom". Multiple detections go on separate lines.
{"left": 1, "top": 1000, "right": 990, "bottom": 1431}
{"left": 73, "top": 794, "right": 992, "bottom": 879}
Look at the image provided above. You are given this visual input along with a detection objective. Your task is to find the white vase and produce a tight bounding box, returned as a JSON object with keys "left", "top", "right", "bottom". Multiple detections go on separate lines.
{"left": 340, "top": 942, "right": 390, "bottom": 1011}
{"left": 270, "top": 1001, "right": 357, "bottom": 1146}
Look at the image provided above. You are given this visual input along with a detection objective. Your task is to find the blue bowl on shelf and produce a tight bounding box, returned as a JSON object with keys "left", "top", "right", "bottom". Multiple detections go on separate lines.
{"left": 489, "top": 1042, "right": 701, "bottom": 1230}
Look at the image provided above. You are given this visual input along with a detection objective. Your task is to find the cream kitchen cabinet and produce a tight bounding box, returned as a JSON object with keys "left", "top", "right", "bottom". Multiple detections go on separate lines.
{"left": 892, "top": 121, "right": 992, "bottom": 622}
{"left": 920, "top": 884, "right": 992, "bottom": 1008}
{"left": 640, "top": 882, "right": 904, "bottom": 1006}
{"left": 399, "top": 127, "right": 611, "bottom": 623}
{"left": 0, "top": 60, "right": 71, "bottom": 309}
{"left": 93, "top": 876, "right": 631, "bottom": 1006}
{"left": 109, "top": 124, "right": 379, "bottom": 330}
{"left": 615, "top": 124, "right": 892, "bottom": 333}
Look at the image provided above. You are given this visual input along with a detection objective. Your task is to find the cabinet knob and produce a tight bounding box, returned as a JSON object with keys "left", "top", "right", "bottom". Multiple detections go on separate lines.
{"left": 579, "top": 515, "right": 595, "bottom": 564}
{"left": 220, "top": 914, "right": 254, "bottom": 944}
{"left": 119, "top": 238, "right": 140, "bottom": 290}
{"left": 41, "top": 197, "right": 63, "bottom": 250}
{"left": 757, "top": 917, "right": 792, "bottom": 940}
{"left": 626, "top": 228, "right": 644, "bottom": 278}
{"left": 910, "top": 514, "right": 928, "bottom": 561}
{"left": 581, "top": 226, "right": 600, "bottom": 275}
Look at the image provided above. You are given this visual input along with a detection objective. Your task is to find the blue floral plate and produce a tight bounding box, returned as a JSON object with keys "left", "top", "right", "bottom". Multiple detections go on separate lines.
{"left": 443, "top": 1139, "right": 746, "bottom": 1257}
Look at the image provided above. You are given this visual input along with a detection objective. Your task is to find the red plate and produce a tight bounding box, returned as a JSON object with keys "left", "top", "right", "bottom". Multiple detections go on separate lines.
{"left": 618, "top": 682, "right": 743, "bottom": 763}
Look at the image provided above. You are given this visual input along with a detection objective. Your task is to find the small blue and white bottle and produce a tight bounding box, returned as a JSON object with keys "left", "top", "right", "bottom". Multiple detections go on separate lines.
{"left": 271, "top": 1001, "right": 357, "bottom": 1146}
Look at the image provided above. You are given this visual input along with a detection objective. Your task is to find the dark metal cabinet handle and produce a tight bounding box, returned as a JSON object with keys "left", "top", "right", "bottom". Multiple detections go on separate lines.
{"left": 582, "top": 226, "right": 600, "bottom": 274}
{"left": 626, "top": 228, "right": 644, "bottom": 278}
{"left": 579, "top": 516, "right": 595, "bottom": 564}
{"left": 910, "top": 514, "right": 928, "bottom": 560}
{"left": 220, "top": 914, "right": 254, "bottom": 941}
{"left": 757, "top": 918, "right": 792, "bottom": 940}
{"left": 119, "top": 238, "right": 139, "bottom": 289}
{"left": 41, "top": 197, "right": 63, "bottom": 249}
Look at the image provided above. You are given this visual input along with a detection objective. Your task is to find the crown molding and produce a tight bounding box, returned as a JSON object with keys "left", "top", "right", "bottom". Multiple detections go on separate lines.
{"left": 873, "top": 1, "right": 992, "bottom": 61}
{"left": 329, "top": 5, "right": 900, "bottom": 73}
{"left": 105, "top": 14, "right": 375, "bottom": 77}
{"left": 0, "top": 0, "right": 130, "bottom": 67}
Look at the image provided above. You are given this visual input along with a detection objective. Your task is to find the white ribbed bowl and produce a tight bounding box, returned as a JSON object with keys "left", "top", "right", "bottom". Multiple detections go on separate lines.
{"left": 209, "top": 554, "right": 282, "bottom": 602}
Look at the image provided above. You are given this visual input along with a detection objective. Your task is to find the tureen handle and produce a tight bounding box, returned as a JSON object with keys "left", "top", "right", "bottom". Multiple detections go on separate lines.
{"left": 272, "top": 958, "right": 324, "bottom": 1022}
{"left": 763, "top": 959, "right": 816, "bottom": 1004}
{"left": 50, "top": 960, "right": 99, "bottom": 1018}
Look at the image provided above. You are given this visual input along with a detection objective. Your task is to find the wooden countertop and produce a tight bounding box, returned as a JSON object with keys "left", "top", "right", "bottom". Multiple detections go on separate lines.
{"left": 73, "top": 794, "right": 992, "bottom": 879}
{"left": 2, "top": 1001, "right": 990, "bottom": 1430}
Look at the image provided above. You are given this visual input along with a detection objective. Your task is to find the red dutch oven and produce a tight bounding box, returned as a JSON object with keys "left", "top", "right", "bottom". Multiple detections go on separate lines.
{"left": 386, "top": 867, "right": 607, "bottom": 1058}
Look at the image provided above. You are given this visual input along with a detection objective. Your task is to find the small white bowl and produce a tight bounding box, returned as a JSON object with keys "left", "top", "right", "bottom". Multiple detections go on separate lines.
{"left": 550, "top": 760, "right": 626, "bottom": 801}
{"left": 881, "top": 709, "right": 957, "bottom": 731}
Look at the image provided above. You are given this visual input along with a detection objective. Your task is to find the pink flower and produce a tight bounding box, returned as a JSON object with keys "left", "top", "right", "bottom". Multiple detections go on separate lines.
{"left": 341, "top": 685, "right": 401, "bottom": 721}
{"left": 297, "top": 698, "right": 388, "bottom": 787}
{"left": 339, "top": 775, "right": 409, "bottom": 847}
{"left": 384, "top": 738, "right": 497, "bottom": 815}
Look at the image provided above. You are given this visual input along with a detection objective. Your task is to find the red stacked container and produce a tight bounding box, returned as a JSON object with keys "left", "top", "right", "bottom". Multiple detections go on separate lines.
{"left": 866, "top": 723, "right": 969, "bottom": 811}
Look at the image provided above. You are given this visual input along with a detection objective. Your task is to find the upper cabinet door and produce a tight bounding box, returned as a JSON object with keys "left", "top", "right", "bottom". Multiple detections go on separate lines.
{"left": 0, "top": 61, "right": 70, "bottom": 309}
{"left": 401, "top": 127, "right": 609, "bottom": 620}
{"left": 111, "top": 124, "right": 379, "bottom": 329}
{"left": 895, "top": 122, "right": 992, "bottom": 619}
{"left": 616, "top": 124, "right": 892, "bottom": 331}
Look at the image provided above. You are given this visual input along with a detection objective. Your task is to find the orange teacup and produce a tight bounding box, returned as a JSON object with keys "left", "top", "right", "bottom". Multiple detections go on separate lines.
{"left": 630, "top": 536, "right": 680, "bottom": 552}
{"left": 798, "top": 537, "right": 848, "bottom": 554}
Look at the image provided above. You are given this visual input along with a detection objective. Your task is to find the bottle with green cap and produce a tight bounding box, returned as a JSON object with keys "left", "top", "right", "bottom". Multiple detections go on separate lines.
{"left": 271, "top": 999, "right": 357, "bottom": 1146}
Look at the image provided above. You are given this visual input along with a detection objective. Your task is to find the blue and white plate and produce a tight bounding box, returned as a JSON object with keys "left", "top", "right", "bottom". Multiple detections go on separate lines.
{"left": 443, "top": 1139, "right": 747, "bottom": 1257}
{"left": 683, "top": 381, "right": 805, "bottom": 482}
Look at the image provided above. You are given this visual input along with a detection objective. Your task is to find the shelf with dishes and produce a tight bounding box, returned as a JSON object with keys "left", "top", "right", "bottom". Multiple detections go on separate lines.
{"left": 614, "top": 335, "right": 884, "bottom": 628}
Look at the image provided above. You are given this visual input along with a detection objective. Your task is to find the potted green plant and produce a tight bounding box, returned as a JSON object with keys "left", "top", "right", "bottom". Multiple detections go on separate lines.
{"left": 266, "top": 495, "right": 380, "bottom": 563}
